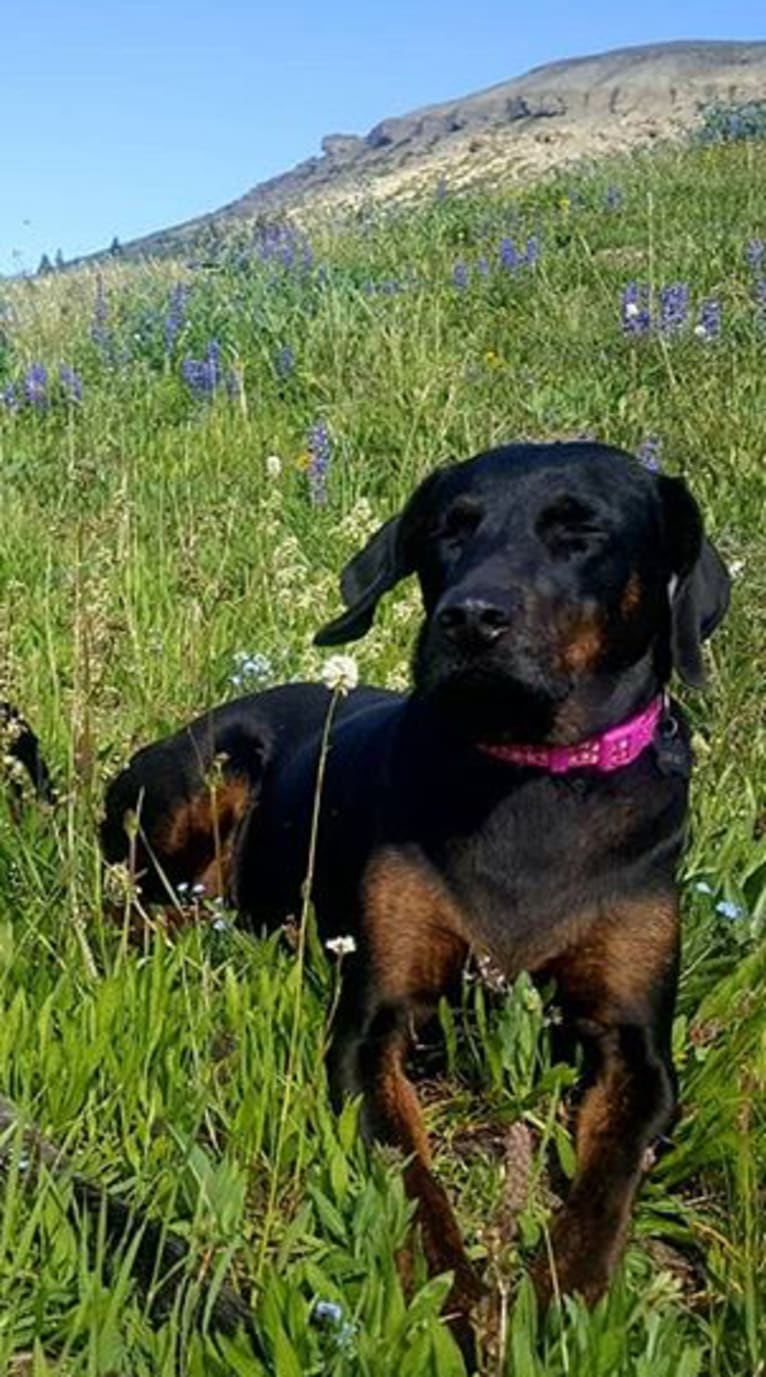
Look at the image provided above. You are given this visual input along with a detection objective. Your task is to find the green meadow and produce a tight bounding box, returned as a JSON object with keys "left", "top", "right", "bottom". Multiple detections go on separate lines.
{"left": 0, "top": 133, "right": 764, "bottom": 1375}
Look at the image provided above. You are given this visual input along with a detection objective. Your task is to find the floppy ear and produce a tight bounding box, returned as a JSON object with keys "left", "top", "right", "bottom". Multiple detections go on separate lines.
{"left": 314, "top": 469, "right": 447, "bottom": 646}
{"left": 314, "top": 516, "right": 402, "bottom": 646}
{"left": 657, "top": 474, "right": 731, "bottom": 688}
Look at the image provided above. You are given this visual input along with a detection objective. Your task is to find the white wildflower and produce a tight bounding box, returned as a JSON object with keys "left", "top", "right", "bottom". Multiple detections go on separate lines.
{"left": 624, "top": 301, "right": 640, "bottom": 319}
{"left": 325, "top": 935, "right": 357, "bottom": 957}
{"left": 321, "top": 654, "right": 359, "bottom": 695}
{"left": 265, "top": 454, "right": 282, "bottom": 479}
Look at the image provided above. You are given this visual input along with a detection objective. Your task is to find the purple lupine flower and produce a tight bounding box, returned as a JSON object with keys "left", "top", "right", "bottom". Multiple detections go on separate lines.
{"left": 181, "top": 339, "right": 222, "bottom": 400}
{"left": 636, "top": 437, "right": 663, "bottom": 472}
{"left": 0, "top": 383, "right": 18, "bottom": 411}
{"left": 755, "top": 277, "right": 766, "bottom": 323}
{"left": 745, "top": 238, "right": 764, "bottom": 270}
{"left": 452, "top": 262, "right": 470, "bottom": 289}
{"left": 476, "top": 256, "right": 490, "bottom": 278}
{"left": 659, "top": 283, "right": 690, "bottom": 334}
{"left": 181, "top": 358, "right": 206, "bottom": 396}
{"left": 695, "top": 298, "right": 722, "bottom": 341}
{"left": 499, "top": 238, "right": 520, "bottom": 271}
{"left": 605, "top": 185, "right": 623, "bottom": 210}
{"left": 621, "top": 282, "right": 651, "bottom": 335}
{"left": 59, "top": 364, "right": 83, "bottom": 402}
{"left": 275, "top": 345, "right": 294, "bottom": 379}
{"left": 205, "top": 339, "right": 221, "bottom": 389}
{"left": 306, "top": 421, "right": 332, "bottom": 506}
{"left": 164, "top": 283, "right": 188, "bottom": 354}
{"left": 523, "top": 235, "right": 540, "bottom": 266}
{"left": 24, "top": 363, "right": 48, "bottom": 409}
{"left": 90, "top": 277, "right": 110, "bottom": 351}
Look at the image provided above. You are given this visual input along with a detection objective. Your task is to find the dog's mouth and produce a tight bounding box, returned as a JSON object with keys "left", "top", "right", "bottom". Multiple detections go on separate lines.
{"left": 412, "top": 634, "right": 572, "bottom": 744}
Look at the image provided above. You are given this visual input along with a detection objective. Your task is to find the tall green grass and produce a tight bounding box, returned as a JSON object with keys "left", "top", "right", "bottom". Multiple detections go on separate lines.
{"left": 0, "top": 135, "right": 764, "bottom": 1374}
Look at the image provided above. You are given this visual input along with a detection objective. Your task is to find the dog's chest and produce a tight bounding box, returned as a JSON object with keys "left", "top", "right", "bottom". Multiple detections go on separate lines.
{"left": 380, "top": 754, "right": 687, "bottom": 979}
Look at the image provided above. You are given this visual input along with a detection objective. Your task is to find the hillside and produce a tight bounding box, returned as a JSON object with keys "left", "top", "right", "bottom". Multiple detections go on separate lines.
{"left": 115, "top": 39, "right": 766, "bottom": 259}
{"left": 0, "top": 131, "right": 765, "bottom": 1374}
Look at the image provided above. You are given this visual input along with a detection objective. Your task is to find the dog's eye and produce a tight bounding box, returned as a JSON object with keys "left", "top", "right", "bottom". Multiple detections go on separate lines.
{"left": 433, "top": 499, "right": 483, "bottom": 546}
{"left": 536, "top": 499, "right": 607, "bottom": 559}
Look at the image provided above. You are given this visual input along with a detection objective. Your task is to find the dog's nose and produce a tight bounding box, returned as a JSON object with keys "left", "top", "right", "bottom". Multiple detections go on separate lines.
{"left": 436, "top": 597, "right": 510, "bottom": 645}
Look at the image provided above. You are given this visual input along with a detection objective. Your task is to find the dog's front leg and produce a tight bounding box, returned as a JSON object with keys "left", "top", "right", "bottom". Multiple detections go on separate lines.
{"left": 326, "top": 849, "right": 482, "bottom": 1367}
{"left": 534, "top": 893, "right": 679, "bottom": 1306}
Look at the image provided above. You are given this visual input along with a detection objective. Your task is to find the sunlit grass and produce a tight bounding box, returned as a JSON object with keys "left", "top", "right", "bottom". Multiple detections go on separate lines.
{"left": 0, "top": 135, "right": 764, "bottom": 1373}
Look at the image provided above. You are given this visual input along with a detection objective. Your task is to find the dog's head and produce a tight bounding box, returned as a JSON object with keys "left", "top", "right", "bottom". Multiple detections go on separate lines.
{"left": 315, "top": 443, "right": 730, "bottom": 743}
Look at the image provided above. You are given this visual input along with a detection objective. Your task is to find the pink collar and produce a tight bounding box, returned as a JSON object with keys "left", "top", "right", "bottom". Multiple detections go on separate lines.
{"left": 477, "top": 695, "right": 664, "bottom": 774}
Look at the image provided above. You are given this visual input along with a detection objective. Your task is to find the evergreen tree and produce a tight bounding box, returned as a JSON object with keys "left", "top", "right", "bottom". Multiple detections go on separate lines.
{"left": 37, "top": 253, "right": 54, "bottom": 275}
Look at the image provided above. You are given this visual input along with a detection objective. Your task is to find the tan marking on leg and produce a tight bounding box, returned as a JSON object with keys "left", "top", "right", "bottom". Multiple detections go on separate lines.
{"left": 360, "top": 850, "right": 480, "bottom": 1358}
{"left": 534, "top": 894, "right": 679, "bottom": 1306}
{"left": 363, "top": 849, "right": 470, "bottom": 1005}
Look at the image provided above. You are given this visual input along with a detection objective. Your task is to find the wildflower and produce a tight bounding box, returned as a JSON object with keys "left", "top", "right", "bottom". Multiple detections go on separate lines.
{"left": 621, "top": 282, "right": 651, "bottom": 335}
{"left": 275, "top": 345, "right": 294, "bottom": 378}
{"left": 164, "top": 282, "right": 188, "bottom": 354}
{"left": 729, "top": 559, "right": 745, "bottom": 578}
{"left": 499, "top": 238, "right": 520, "bottom": 271}
{"left": 230, "top": 650, "right": 273, "bottom": 688}
{"left": 452, "top": 262, "right": 470, "bottom": 289}
{"left": 694, "top": 298, "right": 722, "bottom": 340}
{"left": 745, "top": 238, "right": 764, "bottom": 270}
{"left": 59, "top": 364, "right": 83, "bottom": 402}
{"left": 476, "top": 256, "right": 490, "bottom": 277}
{"left": 181, "top": 339, "right": 222, "bottom": 400}
{"left": 24, "top": 363, "right": 48, "bottom": 409}
{"left": 306, "top": 420, "right": 332, "bottom": 505}
{"left": 484, "top": 350, "right": 502, "bottom": 368}
{"left": 715, "top": 899, "right": 744, "bottom": 920}
{"left": 636, "top": 437, "right": 662, "bottom": 472}
{"left": 694, "top": 880, "right": 714, "bottom": 895}
{"left": 212, "top": 916, "right": 230, "bottom": 933}
{"left": 321, "top": 654, "right": 359, "bottom": 695}
{"left": 312, "top": 1299, "right": 344, "bottom": 1328}
{"left": 192, "top": 882, "right": 205, "bottom": 897}
{"left": 524, "top": 235, "right": 541, "bottom": 266}
{"left": 325, "top": 935, "right": 357, "bottom": 957}
{"left": 265, "top": 454, "right": 282, "bottom": 479}
{"left": 659, "top": 282, "right": 690, "bottom": 334}
{"left": 0, "top": 383, "right": 18, "bottom": 411}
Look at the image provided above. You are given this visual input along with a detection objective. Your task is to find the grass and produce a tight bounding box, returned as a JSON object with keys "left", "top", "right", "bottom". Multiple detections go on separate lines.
{"left": 0, "top": 133, "right": 765, "bottom": 1374}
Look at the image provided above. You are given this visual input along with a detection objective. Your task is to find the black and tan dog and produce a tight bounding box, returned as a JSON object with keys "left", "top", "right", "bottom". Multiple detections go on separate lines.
{"left": 101, "top": 441, "right": 729, "bottom": 1362}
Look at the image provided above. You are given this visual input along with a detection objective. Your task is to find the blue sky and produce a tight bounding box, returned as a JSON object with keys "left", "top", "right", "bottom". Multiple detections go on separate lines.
{"left": 1, "top": 0, "right": 763, "bottom": 274}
